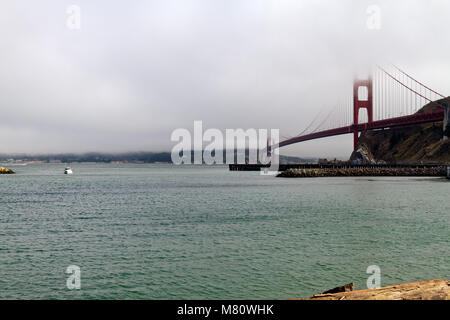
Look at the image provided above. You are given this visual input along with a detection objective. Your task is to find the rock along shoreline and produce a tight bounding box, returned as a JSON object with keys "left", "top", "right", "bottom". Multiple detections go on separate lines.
{"left": 277, "top": 166, "right": 446, "bottom": 178}
{"left": 0, "top": 167, "right": 15, "bottom": 174}
{"left": 300, "top": 279, "right": 450, "bottom": 300}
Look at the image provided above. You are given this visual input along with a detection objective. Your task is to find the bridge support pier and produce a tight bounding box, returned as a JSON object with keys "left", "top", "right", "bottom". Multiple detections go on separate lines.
{"left": 353, "top": 131, "right": 359, "bottom": 151}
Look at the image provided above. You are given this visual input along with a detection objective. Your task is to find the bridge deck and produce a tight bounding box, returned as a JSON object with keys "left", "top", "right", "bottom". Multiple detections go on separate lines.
{"left": 279, "top": 110, "right": 444, "bottom": 148}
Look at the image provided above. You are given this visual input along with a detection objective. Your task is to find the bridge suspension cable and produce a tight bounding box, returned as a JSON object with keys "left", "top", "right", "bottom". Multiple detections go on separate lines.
{"left": 391, "top": 64, "right": 445, "bottom": 99}
{"left": 375, "top": 65, "right": 446, "bottom": 121}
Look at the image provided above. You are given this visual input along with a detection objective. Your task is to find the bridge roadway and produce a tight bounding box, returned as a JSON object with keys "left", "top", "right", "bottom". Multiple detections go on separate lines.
{"left": 278, "top": 110, "right": 444, "bottom": 148}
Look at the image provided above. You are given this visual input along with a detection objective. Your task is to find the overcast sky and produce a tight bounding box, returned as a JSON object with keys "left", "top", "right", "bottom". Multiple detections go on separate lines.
{"left": 1, "top": 0, "right": 449, "bottom": 158}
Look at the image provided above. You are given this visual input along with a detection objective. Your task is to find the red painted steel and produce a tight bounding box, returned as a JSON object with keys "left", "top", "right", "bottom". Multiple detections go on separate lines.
{"left": 276, "top": 68, "right": 447, "bottom": 151}
{"left": 278, "top": 110, "right": 444, "bottom": 148}
{"left": 353, "top": 76, "right": 373, "bottom": 149}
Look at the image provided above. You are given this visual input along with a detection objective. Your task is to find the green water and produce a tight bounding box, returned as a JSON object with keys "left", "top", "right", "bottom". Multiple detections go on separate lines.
{"left": 0, "top": 163, "right": 448, "bottom": 299}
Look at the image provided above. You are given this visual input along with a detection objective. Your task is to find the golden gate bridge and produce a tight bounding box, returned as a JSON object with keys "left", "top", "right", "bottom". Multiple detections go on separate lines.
{"left": 277, "top": 65, "right": 449, "bottom": 151}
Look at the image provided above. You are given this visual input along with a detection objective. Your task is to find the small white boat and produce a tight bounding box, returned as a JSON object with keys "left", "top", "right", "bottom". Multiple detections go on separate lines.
{"left": 64, "top": 167, "right": 73, "bottom": 174}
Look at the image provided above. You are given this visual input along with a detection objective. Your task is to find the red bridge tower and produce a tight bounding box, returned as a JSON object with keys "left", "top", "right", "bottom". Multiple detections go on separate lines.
{"left": 353, "top": 75, "right": 373, "bottom": 150}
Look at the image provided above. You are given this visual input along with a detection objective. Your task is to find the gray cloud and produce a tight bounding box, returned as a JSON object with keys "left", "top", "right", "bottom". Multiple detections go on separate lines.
{"left": 0, "top": 0, "right": 449, "bottom": 157}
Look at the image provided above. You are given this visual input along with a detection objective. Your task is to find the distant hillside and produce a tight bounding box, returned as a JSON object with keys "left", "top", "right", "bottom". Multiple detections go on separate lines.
{"left": 0, "top": 152, "right": 172, "bottom": 163}
{"left": 0, "top": 151, "right": 313, "bottom": 164}
{"left": 350, "top": 97, "right": 450, "bottom": 164}
{"left": 279, "top": 155, "right": 317, "bottom": 164}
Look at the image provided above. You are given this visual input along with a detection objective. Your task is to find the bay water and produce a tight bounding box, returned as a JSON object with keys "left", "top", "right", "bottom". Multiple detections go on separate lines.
{"left": 0, "top": 164, "right": 448, "bottom": 299}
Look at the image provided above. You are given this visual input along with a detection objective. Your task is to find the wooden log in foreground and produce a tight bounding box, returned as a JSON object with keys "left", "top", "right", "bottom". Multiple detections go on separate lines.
{"left": 301, "top": 279, "right": 450, "bottom": 300}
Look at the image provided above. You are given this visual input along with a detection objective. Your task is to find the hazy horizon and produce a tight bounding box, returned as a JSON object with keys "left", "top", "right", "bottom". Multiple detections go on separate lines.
{"left": 0, "top": 150, "right": 322, "bottom": 161}
{"left": 1, "top": 0, "right": 449, "bottom": 158}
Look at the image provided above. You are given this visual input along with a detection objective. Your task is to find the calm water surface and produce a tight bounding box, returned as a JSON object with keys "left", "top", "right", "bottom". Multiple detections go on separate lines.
{"left": 0, "top": 163, "right": 448, "bottom": 299}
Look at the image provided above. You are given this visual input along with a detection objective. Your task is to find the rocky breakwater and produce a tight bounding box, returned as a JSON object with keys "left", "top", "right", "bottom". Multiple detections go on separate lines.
{"left": 277, "top": 166, "right": 446, "bottom": 178}
{"left": 0, "top": 167, "right": 15, "bottom": 174}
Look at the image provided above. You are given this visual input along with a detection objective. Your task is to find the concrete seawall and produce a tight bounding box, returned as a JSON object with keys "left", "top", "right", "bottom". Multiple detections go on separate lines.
{"left": 277, "top": 166, "right": 447, "bottom": 178}
{"left": 229, "top": 163, "right": 446, "bottom": 171}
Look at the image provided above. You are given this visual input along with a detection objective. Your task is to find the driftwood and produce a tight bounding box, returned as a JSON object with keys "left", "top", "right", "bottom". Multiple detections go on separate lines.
{"left": 302, "top": 279, "right": 450, "bottom": 300}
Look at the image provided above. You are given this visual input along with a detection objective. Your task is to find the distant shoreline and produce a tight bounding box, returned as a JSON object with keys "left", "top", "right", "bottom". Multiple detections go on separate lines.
{"left": 0, "top": 161, "right": 172, "bottom": 165}
{"left": 0, "top": 151, "right": 173, "bottom": 164}
{"left": 0, "top": 152, "right": 314, "bottom": 165}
